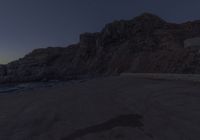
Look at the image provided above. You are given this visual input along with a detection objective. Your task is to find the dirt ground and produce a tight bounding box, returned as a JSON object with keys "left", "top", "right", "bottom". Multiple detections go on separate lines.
{"left": 0, "top": 74, "right": 200, "bottom": 140}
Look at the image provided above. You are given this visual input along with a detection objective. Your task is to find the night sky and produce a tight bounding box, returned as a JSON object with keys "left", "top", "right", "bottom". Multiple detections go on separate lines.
{"left": 0, "top": 0, "right": 200, "bottom": 64}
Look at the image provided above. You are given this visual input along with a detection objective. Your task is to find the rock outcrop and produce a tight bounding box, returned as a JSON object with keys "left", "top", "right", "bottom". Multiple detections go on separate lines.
{"left": 1, "top": 13, "right": 200, "bottom": 83}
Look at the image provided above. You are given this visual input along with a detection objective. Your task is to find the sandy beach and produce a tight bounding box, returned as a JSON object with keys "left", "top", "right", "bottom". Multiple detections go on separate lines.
{"left": 0, "top": 74, "right": 200, "bottom": 140}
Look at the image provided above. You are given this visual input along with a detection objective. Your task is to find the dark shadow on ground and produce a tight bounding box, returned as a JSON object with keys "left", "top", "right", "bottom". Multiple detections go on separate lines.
{"left": 61, "top": 114, "right": 143, "bottom": 140}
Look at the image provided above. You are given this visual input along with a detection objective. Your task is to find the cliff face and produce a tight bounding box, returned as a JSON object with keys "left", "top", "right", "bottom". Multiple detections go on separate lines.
{"left": 1, "top": 13, "right": 200, "bottom": 83}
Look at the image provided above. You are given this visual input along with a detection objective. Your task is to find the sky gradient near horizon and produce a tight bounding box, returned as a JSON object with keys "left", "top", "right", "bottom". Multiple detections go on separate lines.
{"left": 0, "top": 0, "right": 200, "bottom": 64}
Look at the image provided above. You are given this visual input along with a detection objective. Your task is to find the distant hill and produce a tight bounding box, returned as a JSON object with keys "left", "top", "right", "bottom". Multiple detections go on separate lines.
{"left": 1, "top": 13, "right": 200, "bottom": 83}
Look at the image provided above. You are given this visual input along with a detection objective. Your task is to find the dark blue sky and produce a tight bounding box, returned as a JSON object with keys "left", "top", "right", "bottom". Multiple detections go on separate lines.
{"left": 0, "top": 0, "right": 200, "bottom": 64}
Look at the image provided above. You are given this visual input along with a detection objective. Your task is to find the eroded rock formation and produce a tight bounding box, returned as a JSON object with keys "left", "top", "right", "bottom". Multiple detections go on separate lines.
{"left": 1, "top": 13, "right": 200, "bottom": 83}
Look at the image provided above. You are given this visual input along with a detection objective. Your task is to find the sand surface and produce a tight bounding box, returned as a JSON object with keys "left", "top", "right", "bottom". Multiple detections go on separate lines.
{"left": 0, "top": 74, "right": 200, "bottom": 140}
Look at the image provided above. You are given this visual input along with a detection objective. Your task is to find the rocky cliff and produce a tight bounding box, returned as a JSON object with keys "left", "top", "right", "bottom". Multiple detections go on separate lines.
{"left": 1, "top": 13, "right": 200, "bottom": 83}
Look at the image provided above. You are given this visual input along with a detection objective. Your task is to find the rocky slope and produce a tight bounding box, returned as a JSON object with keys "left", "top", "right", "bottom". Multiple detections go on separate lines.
{"left": 2, "top": 13, "right": 200, "bottom": 83}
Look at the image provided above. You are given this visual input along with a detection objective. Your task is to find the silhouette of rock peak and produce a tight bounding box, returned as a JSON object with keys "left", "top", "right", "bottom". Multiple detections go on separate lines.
{"left": 132, "top": 12, "right": 166, "bottom": 25}
{"left": 136, "top": 12, "right": 164, "bottom": 19}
